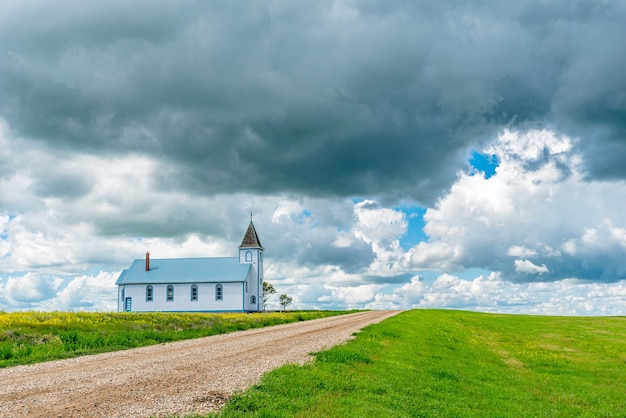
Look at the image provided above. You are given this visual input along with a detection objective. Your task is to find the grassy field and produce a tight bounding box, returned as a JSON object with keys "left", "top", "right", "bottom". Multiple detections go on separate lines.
{"left": 211, "top": 309, "right": 626, "bottom": 417}
{"left": 0, "top": 310, "right": 345, "bottom": 367}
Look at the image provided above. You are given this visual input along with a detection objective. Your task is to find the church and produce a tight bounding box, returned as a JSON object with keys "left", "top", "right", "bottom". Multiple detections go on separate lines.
{"left": 116, "top": 220, "right": 264, "bottom": 312}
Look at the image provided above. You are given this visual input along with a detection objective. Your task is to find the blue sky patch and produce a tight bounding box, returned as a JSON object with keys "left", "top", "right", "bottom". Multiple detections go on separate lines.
{"left": 469, "top": 150, "right": 499, "bottom": 179}
{"left": 397, "top": 205, "right": 428, "bottom": 250}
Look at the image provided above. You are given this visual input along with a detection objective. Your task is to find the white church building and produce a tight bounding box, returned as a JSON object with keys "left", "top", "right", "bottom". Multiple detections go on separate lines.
{"left": 116, "top": 221, "right": 264, "bottom": 312}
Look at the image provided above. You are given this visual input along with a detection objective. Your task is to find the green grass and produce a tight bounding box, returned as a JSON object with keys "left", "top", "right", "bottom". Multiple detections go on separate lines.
{"left": 210, "top": 309, "right": 626, "bottom": 418}
{"left": 0, "top": 310, "right": 346, "bottom": 367}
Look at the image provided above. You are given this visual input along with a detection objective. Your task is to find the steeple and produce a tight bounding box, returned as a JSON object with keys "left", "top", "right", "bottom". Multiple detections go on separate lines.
{"left": 238, "top": 219, "right": 264, "bottom": 312}
{"left": 239, "top": 220, "right": 264, "bottom": 249}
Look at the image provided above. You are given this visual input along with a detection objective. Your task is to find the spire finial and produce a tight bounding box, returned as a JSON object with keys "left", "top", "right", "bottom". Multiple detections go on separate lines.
{"left": 250, "top": 211, "right": 253, "bottom": 222}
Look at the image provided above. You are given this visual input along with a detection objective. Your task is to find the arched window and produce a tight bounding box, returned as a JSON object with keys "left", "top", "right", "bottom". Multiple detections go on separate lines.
{"left": 251, "top": 295, "right": 256, "bottom": 305}
{"left": 146, "top": 285, "right": 153, "bottom": 302}
{"left": 215, "top": 284, "right": 223, "bottom": 301}
{"left": 190, "top": 284, "right": 198, "bottom": 301}
{"left": 166, "top": 285, "right": 174, "bottom": 302}
{"left": 245, "top": 251, "right": 252, "bottom": 262}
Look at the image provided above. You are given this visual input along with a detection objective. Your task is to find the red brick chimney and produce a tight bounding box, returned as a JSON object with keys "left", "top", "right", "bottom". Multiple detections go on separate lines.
{"left": 145, "top": 251, "right": 150, "bottom": 271}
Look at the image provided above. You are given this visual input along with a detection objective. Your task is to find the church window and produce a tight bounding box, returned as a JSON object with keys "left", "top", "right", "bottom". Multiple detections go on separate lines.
{"left": 216, "top": 284, "right": 223, "bottom": 301}
{"left": 167, "top": 285, "right": 174, "bottom": 302}
{"left": 251, "top": 295, "right": 256, "bottom": 304}
{"left": 245, "top": 251, "right": 252, "bottom": 262}
{"left": 191, "top": 284, "right": 198, "bottom": 301}
{"left": 146, "top": 285, "right": 153, "bottom": 302}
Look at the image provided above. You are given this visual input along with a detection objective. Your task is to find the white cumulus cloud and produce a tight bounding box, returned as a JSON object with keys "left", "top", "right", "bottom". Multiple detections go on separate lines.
{"left": 409, "top": 129, "right": 626, "bottom": 282}
{"left": 514, "top": 259, "right": 549, "bottom": 274}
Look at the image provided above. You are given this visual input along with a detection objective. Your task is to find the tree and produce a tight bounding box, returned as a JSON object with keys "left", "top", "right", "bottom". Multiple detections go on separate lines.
{"left": 279, "top": 294, "right": 293, "bottom": 311}
{"left": 262, "top": 281, "right": 276, "bottom": 310}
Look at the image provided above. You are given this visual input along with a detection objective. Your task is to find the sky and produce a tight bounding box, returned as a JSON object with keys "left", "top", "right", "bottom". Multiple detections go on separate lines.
{"left": 1, "top": 0, "right": 626, "bottom": 315}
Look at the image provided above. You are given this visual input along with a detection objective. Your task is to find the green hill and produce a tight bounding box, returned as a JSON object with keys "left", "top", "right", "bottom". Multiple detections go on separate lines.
{"left": 216, "top": 309, "right": 626, "bottom": 417}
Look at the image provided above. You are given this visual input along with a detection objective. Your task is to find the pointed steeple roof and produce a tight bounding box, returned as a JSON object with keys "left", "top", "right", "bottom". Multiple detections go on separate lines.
{"left": 239, "top": 221, "right": 263, "bottom": 249}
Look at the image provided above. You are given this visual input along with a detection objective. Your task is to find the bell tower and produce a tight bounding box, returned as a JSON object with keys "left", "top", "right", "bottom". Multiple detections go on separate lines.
{"left": 239, "top": 218, "right": 264, "bottom": 311}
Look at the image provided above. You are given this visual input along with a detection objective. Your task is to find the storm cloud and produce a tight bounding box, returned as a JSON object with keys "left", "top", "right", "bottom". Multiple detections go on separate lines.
{"left": 2, "top": 1, "right": 624, "bottom": 204}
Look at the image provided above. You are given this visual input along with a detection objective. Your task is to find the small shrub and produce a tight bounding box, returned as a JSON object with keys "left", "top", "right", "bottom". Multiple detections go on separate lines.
{"left": 59, "top": 331, "right": 81, "bottom": 351}
{"left": 0, "top": 344, "right": 13, "bottom": 360}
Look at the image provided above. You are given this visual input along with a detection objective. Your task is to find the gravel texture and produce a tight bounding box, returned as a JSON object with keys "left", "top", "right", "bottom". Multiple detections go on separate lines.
{"left": 0, "top": 310, "right": 400, "bottom": 417}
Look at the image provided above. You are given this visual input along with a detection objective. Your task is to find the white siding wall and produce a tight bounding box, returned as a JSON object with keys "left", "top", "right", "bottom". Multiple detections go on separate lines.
{"left": 240, "top": 249, "right": 262, "bottom": 312}
{"left": 120, "top": 282, "right": 244, "bottom": 312}
{"left": 117, "top": 286, "right": 124, "bottom": 312}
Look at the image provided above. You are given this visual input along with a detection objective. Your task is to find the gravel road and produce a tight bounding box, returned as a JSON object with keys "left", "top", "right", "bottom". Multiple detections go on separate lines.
{"left": 0, "top": 310, "right": 400, "bottom": 417}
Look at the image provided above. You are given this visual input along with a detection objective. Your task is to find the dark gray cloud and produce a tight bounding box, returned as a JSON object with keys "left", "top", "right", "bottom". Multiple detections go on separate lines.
{"left": 32, "top": 167, "right": 95, "bottom": 199}
{"left": 1, "top": 0, "right": 624, "bottom": 207}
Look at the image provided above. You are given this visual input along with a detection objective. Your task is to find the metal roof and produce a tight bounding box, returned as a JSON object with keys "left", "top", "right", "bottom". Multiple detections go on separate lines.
{"left": 115, "top": 257, "right": 251, "bottom": 285}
